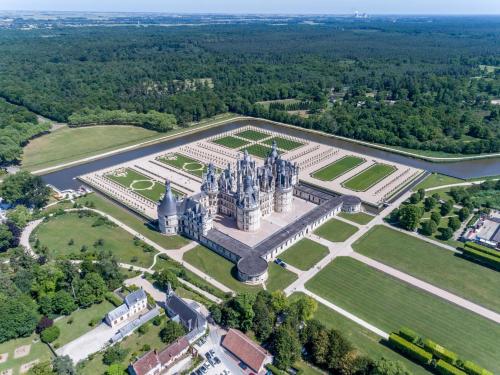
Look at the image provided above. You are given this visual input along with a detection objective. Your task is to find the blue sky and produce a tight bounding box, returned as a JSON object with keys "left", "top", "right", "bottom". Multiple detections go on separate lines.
{"left": 1, "top": 0, "right": 500, "bottom": 15}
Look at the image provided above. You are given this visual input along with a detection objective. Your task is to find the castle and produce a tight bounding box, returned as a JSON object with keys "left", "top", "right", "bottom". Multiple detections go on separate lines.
{"left": 158, "top": 141, "right": 299, "bottom": 238}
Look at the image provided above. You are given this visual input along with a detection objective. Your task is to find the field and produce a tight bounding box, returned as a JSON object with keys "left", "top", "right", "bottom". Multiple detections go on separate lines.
{"left": 342, "top": 163, "right": 396, "bottom": 191}
{"left": 212, "top": 135, "right": 250, "bottom": 149}
{"left": 311, "top": 156, "right": 365, "bottom": 181}
{"left": 255, "top": 98, "right": 301, "bottom": 109}
{"left": 53, "top": 301, "right": 115, "bottom": 347}
{"left": 262, "top": 136, "right": 304, "bottom": 151}
{"left": 157, "top": 153, "right": 210, "bottom": 178}
{"left": 265, "top": 262, "right": 298, "bottom": 292}
{"left": 32, "top": 211, "right": 156, "bottom": 267}
{"left": 314, "top": 218, "right": 358, "bottom": 242}
{"left": 290, "top": 293, "right": 427, "bottom": 375}
{"left": 414, "top": 173, "right": 463, "bottom": 190}
{"left": 0, "top": 334, "right": 52, "bottom": 375}
{"left": 338, "top": 212, "right": 374, "bottom": 225}
{"left": 306, "top": 257, "right": 500, "bottom": 373}
{"left": 183, "top": 245, "right": 261, "bottom": 293}
{"left": 106, "top": 168, "right": 179, "bottom": 202}
{"left": 279, "top": 238, "right": 329, "bottom": 270}
{"left": 234, "top": 129, "right": 270, "bottom": 141}
{"left": 353, "top": 225, "right": 500, "bottom": 312}
{"left": 245, "top": 143, "right": 273, "bottom": 158}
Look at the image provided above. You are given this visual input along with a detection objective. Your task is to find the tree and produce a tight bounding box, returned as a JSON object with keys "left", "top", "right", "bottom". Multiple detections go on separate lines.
{"left": 270, "top": 290, "right": 288, "bottom": 313}
{"left": 76, "top": 272, "right": 107, "bottom": 307}
{"left": 372, "top": 358, "right": 411, "bottom": 375}
{"left": 0, "top": 224, "right": 14, "bottom": 252}
{"left": 27, "top": 361, "right": 55, "bottom": 375}
{"left": 439, "top": 227, "right": 454, "bottom": 241}
{"left": 253, "top": 297, "right": 274, "bottom": 342}
{"left": 398, "top": 205, "right": 422, "bottom": 231}
{"left": 440, "top": 200, "right": 454, "bottom": 216}
{"left": 153, "top": 269, "right": 179, "bottom": 291}
{"left": 41, "top": 326, "right": 60, "bottom": 343}
{"left": 209, "top": 304, "right": 222, "bottom": 325}
{"left": 311, "top": 329, "right": 330, "bottom": 366}
{"left": 103, "top": 344, "right": 129, "bottom": 365}
{"left": 36, "top": 316, "right": 54, "bottom": 334}
{"left": 271, "top": 325, "right": 301, "bottom": 370}
{"left": 53, "top": 290, "right": 77, "bottom": 315}
{"left": 232, "top": 293, "right": 256, "bottom": 332}
{"left": 0, "top": 293, "right": 38, "bottom": 342}
{"left": 424, "top": 197, "right": 437, "bottom": 211}
{"left": 159, "top": 320, "right": 186, "bottom": 344}
{"left": 417, "top": 189, "right": 426, "bottom": 201}
{"left": 430, "top": 211, "right": 441, "bottom": 225}
{"left": 421, "top": 220, "right": 437, "bottom": 236}
{"left": 458, "top": 207, "right": 470, "bottom": 222}
{"left": 52, "top": 355, "right": 76, "bottom": 375}
{"left": 106, "top": 363, "right": 126, "bottom": 375}
{"left": 0, "top": 171, "right": 51, "bottom": 208}
{"left": 448, "top": 217, "right": 461, "bottom": 231}
{"left": 6, "top": 205, "right": 31, "bottom": 228}
{"left": 290, "top": 295, "right": 317, "bottom": 322}
{"left": 326, "top": 329, "right": 353, "bottom": 372}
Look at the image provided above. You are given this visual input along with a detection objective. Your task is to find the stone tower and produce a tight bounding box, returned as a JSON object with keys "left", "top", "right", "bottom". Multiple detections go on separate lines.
{"left": 157, "top": 180, "right": 179, "bottom": 235}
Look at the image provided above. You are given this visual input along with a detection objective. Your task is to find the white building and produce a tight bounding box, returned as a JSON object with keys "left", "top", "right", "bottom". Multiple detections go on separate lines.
{"left": 105, "top": 289, "right": 148, "bottom": 327}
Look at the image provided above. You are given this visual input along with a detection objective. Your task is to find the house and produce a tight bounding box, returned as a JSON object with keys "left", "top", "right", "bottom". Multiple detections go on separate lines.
{"left": 165, "top": 284, "right": 207, "bottom": 343}
{"left": 221, "top": 328, "right": 273, "bottom": 373}
{"left": 128, "top": 337, "right": 192, "bottom": 375}
{"left": 106, "top": 289, "right": 148, "bottom": 327}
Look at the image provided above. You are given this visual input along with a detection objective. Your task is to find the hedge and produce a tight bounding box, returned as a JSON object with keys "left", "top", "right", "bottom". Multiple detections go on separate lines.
{"left": 105, "top": 292, "right": 123, "bottom": 307}
{"left": 399, "top": 326, "right": 419, "bottom": 343}
{"left": 462, "top": 248, "right": 500, "bottom": 270}
{"left": 265, "top": 364, "right": 287, "bottom": 375}
{"left": 436, "top": 360, "right": 467, "bottom": 375}
{"left": 388, "top": 333, "right": 433, "bottom": 365}
{"left": 464, "top": 242, "right": 500, "bottom": 258}
{"left": 423, "top": 339, "right": 458, "bottom": 364}
{"left": 463, "top": 361, "right": 494, "bottom": 375}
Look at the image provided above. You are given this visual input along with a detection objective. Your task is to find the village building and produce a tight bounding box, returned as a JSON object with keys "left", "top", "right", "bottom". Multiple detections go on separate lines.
{"left": 105, "top": 289, "right": 148, "bottom": 327}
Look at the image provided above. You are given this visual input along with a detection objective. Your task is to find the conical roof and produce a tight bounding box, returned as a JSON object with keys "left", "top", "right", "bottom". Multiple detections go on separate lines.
{"left": 158, "top": 180, "right": 177, "bottom": 216}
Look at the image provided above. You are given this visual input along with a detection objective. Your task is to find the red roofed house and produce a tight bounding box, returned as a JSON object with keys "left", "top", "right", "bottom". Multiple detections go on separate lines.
{"left": 221, "top": 328, "right": 273, "bottom": 373}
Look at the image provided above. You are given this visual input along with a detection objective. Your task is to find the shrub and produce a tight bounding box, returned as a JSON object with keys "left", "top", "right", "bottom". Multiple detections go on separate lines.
{"left": 103, "top": 344, "right": 128, "bottom": 365}
{"left": 436, "top": 359, "right": 467, "bottom": 375}
{"left": 105, "top": 292, "right": 123, "bottom": 307}
{"left": 89, "top": 317, "right": 101, "bottom": 327}
{"left": 463, "top": 361, "right": 494, "bottom": 375}
{"left": 388, "top": 334, "right": 432, "bottom": 365}
{"left": 36, "top": 316, "right": 54, "bottom": 334}
{"left": 399, "top": 327, "right": 419, "bottom": 343}
{"left": 461, "top": 248, "right": 500, "bottom": 270}
{"left": 41, "top": 326, "right": 60, "bottom": 343}
{"left": 464, "top": 242, "right": 500, "bottom": 258}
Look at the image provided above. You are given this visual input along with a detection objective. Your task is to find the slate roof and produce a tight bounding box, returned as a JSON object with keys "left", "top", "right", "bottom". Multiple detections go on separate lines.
{"left": 107, "top": 303, "right": 129, "bottom": 322}
{"left": 166, "top": 292, "right": 206, "bottom": 333}
{"left": 342, "top": 195, "right": 362, "bottom": 206}
{"left": 222, "top": 329, "right": 271, "bottom": 373}
{"left": 237, "top": 255, "right": 268, "bottom": 277}
{"left": 125, "top": 288, "right": 147, "bottom": 307}
{"left": 205, "top": 228, "right": 252, "bottom": 259}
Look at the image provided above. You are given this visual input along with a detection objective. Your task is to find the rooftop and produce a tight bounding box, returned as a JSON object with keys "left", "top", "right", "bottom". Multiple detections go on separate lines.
{"left": 222, "top": 328, "right": 271, "bottom": 373}
{"left": 130, "top": 350, "right": 160, "bottom": 375}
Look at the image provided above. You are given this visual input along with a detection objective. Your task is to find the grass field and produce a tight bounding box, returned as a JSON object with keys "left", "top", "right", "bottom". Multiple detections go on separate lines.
{"left": 74, "top": 194, "right": 189, "bottom": 249}
{"left": 245, "top": 143, "right": 273, "bottom": 158}
{"left": 262, "top": 136, "right": 305, "bottom": 151}
{"left": 183, "top": 245, "right": 260, "bottom": 293}
{"left": 279, "top": 239, "right": 329, "bottom": 270}
{"left": 414, "top": 173, "right": 463, "bottom": 190}
{"left": 255, "top": 98, "right": 301, "bottom": 109}
{"left": 342, "top": 163, "right": 396, "bottom": 191}
{"left": 306, "top": 257, "right": 500, "bottom": 373}
{"left": 212, "top": 135, "right": 250, "bottom": 149}
{"left": 0, "top": 334, "right": 52, "bottom": 375}
{"left": 235, "top": 129, "right": 271, "bottom": 141}
{"left": 32, "top": 211, "right": 156, "bottom": 267}
{"left": 353, "top": 225, "right": 500, "bottom": 312}
{"left": 106, "top": 168, "right": 180, "bottom": 202}
{"left": 338, "top": 212, "right": 374, "bottom": 225}
{"left": 290, "top": 293, "right": 428, "bottom": 375}
{"left": 53, "top": 301, "right": 114, "bottom": 347}
{"left": 311, "top": 156, "right": 365, "bottom": 181}
{"left": 157, "top": 153, "right": 209, "bottom": 178}
{"left": 266, "top": 262, "right": 298, "bottom": 292}
{"left": 314, "top": 218, "right": 358, "bottom": 242}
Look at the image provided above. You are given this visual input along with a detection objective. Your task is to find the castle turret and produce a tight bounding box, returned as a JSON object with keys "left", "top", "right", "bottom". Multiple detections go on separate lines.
{"left": 157, "top": 180, "right": 179, "bottom": 235}
{"left": 236, "top": 175, "right": 261, "bottom": 231}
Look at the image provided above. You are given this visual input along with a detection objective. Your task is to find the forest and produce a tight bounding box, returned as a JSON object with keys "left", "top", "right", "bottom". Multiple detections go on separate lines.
{"left": 0, "top": 16, "right": 499, "bottom": 155}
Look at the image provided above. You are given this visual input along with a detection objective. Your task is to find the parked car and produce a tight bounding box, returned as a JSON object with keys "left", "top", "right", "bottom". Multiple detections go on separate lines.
{"left": 213, "top": 357, "right": 221, "bottom": 364}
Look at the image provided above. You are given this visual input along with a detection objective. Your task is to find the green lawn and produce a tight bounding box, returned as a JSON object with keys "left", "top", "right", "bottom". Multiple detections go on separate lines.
{"left": 183, "top": 245, "right": 260, "bottom": 293}
{"left": 262, "top": 136, "right": 305, "bottom": 151}
{"left": 244, "top": 143, "right": 273, "bottom": 159}
{"left": 53, "top": 301, "right": 114, "bottom": 347}
{"left": 265, "top": 262, "right": 298, "bottom": 292}
{"left": 314, "top": 218, "right": 358, "bottom": 242}
{"left": 32, "top": 211, "right": 156, "bottom": 267}
{"left": 311, "top": 156, "right": 365, "bottom": 181}
{"left": 212, "top": 135, "right": 250, "bottom": 149}
{"left": 279, "top": 239, "right": 329, "bottom": 270}
{"left": 306, "top": 257, "right": 500, "bottom": 373}
{"left": 353, "top": 225, "right": 500, "bottom": 312}
{"left": 74, "top": 193, "right": 189, "bottom": 250}
{"left": 338, "top": 212, "right": 374, "bottom": 225}
{"left": 290, "top": 293, "right": 428, "bottom": 375}
{"left": 0, "top": 334, "right": 52, "bottom": 375}
{"left": 414, "top": 173, "right": 463, "bottom": 190}
{"left": 342, "top": 163, "right": 396, "bottom": 191}
{"left": 235, "top": 129, "right": 271, "bottom": 141}
{"left": 293, "top": 360, "right": 325, "bottom": 375}
{"left": 157, "top": 153, "right": 209, "bottom": 178}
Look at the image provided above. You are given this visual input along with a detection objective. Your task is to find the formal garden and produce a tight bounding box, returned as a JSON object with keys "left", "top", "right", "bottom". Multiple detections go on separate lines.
{"left": 234, "top": 129, "right": 270, "bottom": 141}
{"left": 212, "top": 135, "right": 251, "bottom": 149}
{"left": 279, "top": 238, "right": 329, "bottom": 270}
{"left": 314, "top": 218, "right": 358, "bottom": 242}
{"left": 311, "top": 156, "right": 365, "bottom": 181}
{"left": 342, "top": 163, "right": 396, "bottom": 191}
{"left": 157, "top": 153, "right": 211, "bottom": 178}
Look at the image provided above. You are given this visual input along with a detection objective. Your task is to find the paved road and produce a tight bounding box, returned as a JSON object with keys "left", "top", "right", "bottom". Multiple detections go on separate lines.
{"left": 424, "top": 179, "right": 498, "bottom": 192}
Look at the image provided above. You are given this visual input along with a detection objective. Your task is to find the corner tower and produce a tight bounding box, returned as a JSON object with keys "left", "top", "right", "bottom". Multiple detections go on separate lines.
{"left": 157, "top": 180, "right": 179, "bottom": 235}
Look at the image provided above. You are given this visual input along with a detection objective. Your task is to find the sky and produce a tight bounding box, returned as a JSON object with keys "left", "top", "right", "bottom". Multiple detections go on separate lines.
{"left": 1, "top": 0, "right": 500, "bottom": 15}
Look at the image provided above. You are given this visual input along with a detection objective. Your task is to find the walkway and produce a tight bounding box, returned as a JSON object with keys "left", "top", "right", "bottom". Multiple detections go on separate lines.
{"left": 19, "top": 218, "right": 43, "bottom": 258}
{"left": 425, "top": 179, "right": 498, "bottom": 192}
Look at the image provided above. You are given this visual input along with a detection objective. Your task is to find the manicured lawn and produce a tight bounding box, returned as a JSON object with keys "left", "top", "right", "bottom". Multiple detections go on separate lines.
{"left": 53, "top": 301, "right": 115, "bottom": 347}
{"left": 311, "top": 156, "right": 365, "bottom": 181}
{"left": 32, "top": 211, "right": 156, "bottom": 267}
{"left": 353, "top": 225, "right": 500, "bottom": 312}
{"left": 290, "top": 293, "right": 428, "bottom": 375}
{"left": 342, "top": 163, "right": 396, "bottom": 191}
{"left": 245, "top": 143, "right": 273, "bottom": 159}
{"left": 338, "top": 212, "right": 374, "bottom": 225}
{"left": 279, "top": 239, "right": 329, "bottom": 270}
{"left": 0, "top": 334, "right": 52, "bottom": 375}
{"left": 212, "top": 135, "right": 250, "bottom": 149}
{"left": 314, "top": 218, "right": 358, "bottom": 242}
{"left": 157, "top": 153, "right": 208, "bottom": 178}
{"left": 75, "top": 194, "right": 189, "bottom": 249}
{"left": 306, "top": 257, "right": 500, "bottom": 373}
{"left": 266, "top": 262, "right": 298, "bottom": 292}
{"left": 183, "top": 245, "right": 260, "bottom": 293}
{"left": 293, "top": 360, "right": 325, "bottom": 375}
{"left": 262, "top": 136, "right": 305, "bottom": 151}
{"left": 22, "top": 125, "right": 162, "bottom": 171}
{"left": 235, "top": 129, "right": 271, "bottom": 141}
{"left": 414, "top": 173, "right": 463, "bottom": 190}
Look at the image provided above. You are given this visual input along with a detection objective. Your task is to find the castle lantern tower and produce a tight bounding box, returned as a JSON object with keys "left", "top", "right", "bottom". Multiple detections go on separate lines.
{"left": 274, "top": 160, "right": 294, "bottom": 213}
{"left": 236, "top": 175, "right": 261, "bottom": 231}
{"left": 157, "top": 180, "right": 179, "bottom": 235}
{"left": 201, "top": 162, "right": 219, "bottom": 216}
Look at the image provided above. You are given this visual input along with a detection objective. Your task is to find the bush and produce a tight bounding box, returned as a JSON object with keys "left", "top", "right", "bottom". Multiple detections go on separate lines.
{"left": 461, "top": 248, "right": 500, "bottom": 270}
{"left": 399, "top": 327, "right": 419, "bottom": 343}
{"left": 436, "top": 359, "right": 467, "bottom": 375}
{"left": 464, "top": 242, "right": 500, "bottom": 258}
{"left": 463, "top": 360, "right": 494, "bottom": 375}
{"left": 41, "top": 326, "right": 60, "bottom": 343}
{"left": 89, "top": 317, "right": 102, "bottom": 327}
{"left": 388, "top": 334, "right": 432, "bottom": 365}
{"left": 36, "top": 316, "right": 54, "bottom": 334}
{"left": 105, "top": 292, "right": 123, "bottom": 307}
{"left": 103, "top": 344, "right": 129, "bottom": 365}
